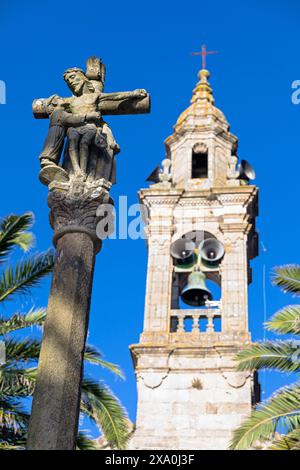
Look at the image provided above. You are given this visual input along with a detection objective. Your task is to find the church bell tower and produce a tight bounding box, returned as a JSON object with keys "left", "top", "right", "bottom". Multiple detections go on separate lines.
{"left": 129, "top": 65, "right": 260, "bottom": 450}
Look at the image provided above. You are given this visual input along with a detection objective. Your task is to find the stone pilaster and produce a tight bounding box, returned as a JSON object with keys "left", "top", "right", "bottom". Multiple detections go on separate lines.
{"left": 220, "top": 222, "right": 251, "bottom": 339}
{"left": 139, "top": 194, "right": 179, "bottom": 344}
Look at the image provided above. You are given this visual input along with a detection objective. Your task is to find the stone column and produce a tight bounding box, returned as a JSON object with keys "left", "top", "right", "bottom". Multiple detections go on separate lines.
{"left": 27, "top": 180, "right": 111, "bottom": 450}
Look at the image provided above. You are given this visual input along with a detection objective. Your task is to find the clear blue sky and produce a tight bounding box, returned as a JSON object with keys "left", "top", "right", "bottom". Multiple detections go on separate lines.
{"left": 1, "top": 0, "right": 300, "bottom": 438}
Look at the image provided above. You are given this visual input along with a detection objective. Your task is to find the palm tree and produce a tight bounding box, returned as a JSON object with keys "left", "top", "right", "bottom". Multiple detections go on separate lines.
{"left": 0, "top": 213, "right": 130, "bottom": 450}
{"left": 230, "top": 265, "right": 300, "bottom": 450}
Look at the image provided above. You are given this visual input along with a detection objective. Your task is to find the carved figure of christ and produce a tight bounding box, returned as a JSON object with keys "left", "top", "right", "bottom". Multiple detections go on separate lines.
{"left": 63, "top": 89, "right": 147, "bottom": 176}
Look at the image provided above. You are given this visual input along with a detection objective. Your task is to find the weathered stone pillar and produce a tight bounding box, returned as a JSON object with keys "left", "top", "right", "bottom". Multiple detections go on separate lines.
{"left": 27, "top": 180, "right": 111, "bottom": 450}
{"left": 28, "top": 55, "right": 150, "bottom": 450}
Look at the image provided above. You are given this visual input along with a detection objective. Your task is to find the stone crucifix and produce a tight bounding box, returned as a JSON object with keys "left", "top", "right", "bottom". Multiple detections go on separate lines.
{"left": 27, "top": 57, "right": 150, "bottom": 450}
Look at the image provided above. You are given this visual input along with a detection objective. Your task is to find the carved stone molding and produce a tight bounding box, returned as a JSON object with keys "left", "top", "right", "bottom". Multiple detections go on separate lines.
{"left": 48, "top": 178, "right": 112, "bottom": 252}
{"left": 217, "top": 190, "right": 258, "bottom": 206}
{"left": 178, "top": 198, "right": 216, "bottom": 207}
{"left": 138, "top": 371, "right": 169, "bottom": 389}
{"left": 220, "top": 222, "right": 252, "bottom": 237}
{"left": 222, "top": 371, "right": 250, "bottom": 388}
{"left": 193, "top": 142, "right": 208, "bottom": 153}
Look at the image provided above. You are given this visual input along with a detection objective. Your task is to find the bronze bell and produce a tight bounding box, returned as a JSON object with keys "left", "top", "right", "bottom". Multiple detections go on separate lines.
{"left": 181, "top": 270, "right": 212, "bottom": 306}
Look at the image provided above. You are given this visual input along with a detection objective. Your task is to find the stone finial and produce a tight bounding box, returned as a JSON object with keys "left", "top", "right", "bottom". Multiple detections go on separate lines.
{"left": 191, "top": 69, "right": 214, "bottom": 105}
{"left": 174, "top": 68, "right": 227, "bottom": 130}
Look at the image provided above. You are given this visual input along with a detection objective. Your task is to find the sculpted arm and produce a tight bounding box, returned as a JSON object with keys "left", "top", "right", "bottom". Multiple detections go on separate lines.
{"left": 60, "top": 111, "right": 100, "bottom": 126}
{"left": 99, "top": 89, "right": 147, "bottom": 102}
{"left": 61, "top": 112, "right": 86, "bottom": 126}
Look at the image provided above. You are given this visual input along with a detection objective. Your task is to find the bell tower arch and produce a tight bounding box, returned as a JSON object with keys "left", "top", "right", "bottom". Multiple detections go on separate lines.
{"left": 129, "top": 67, "right": 260, "bottom": 450}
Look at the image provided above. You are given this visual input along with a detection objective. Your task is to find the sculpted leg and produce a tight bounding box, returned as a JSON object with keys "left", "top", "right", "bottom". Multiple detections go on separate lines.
{"left": 79, "top": 130, "right": 95, "bottom": 175}
{"left": 67, "top": 129, "right": 82, "bottom": 176}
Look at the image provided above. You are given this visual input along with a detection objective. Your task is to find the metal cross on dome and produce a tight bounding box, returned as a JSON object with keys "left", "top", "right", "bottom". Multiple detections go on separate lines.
{"left": 191, "top": 44, "right": 219, "bottom": 70}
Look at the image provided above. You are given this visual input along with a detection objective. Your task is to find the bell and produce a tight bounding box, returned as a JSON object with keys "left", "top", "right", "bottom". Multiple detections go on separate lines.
{"left": 199, "top": 238, "right": 225, "bottom": 267}
{"left": 181, "top": 270, "right": 212, "bottom": 306}
{"left": 170, "top": 238, "right": 196, "bottom": 267}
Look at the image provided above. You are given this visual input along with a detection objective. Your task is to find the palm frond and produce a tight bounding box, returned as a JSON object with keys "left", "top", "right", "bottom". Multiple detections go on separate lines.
{"left": 0, "top": 367, "right": 36, "bottom": 396}
{"left": 235, "top": 341, "right": 300, "bottom": 373}
{"left": 3, "top": 338, "right": 41, "bottom": 364}
{"left": 230, "top": 384, "right": 300, "bottom": 450}
{"left": 0, "top": 398, "right": 30, "bottom": 435}
{"left": 81, "top": 378, "right": 130, "bottom": 449}
{"left": 265, "top": 305, "right": 300, "bottom": 335}
{"left": 0, "top": 409, "right": 29, "bottom": 434}
{"left": 0, "top": 214, "right": 34, "bottom": 263}
{"left": 272, "top": 265, "right": 300, "bottom": 297}
{"left": 269, "top": 429, "right": 300, "bottom": 450}
{"left": 0, "top": 414, "right": 27, "bottom": 449}
{"left": 0, "top": 439, "right": 26, "bottom": 450}
{"left": 84, "top": 345, "right": 124, "bottom": 379}
{"left": 13, "top": 233, "right": 34, "bottom": 253}
{"left": 76, "top": 431, "right": 99, "bottom": 450}
{"left": 0, "top": 309, "right": 46, "bottom": 335}
{"left": 0, "top": 251, "right": 54, "bottom": 302}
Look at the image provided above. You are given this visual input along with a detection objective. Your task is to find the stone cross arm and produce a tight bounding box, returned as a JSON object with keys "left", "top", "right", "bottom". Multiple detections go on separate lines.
{"left": 33, "top": 89, "right": 150, "bottom": 119}
{"left": 98, "top": 90, "right": 150, "bottom": 115}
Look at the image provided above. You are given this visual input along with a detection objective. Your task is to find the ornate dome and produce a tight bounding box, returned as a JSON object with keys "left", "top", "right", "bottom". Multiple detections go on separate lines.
{"left": 175, "top": 69, "right": 228, "bottom": 132}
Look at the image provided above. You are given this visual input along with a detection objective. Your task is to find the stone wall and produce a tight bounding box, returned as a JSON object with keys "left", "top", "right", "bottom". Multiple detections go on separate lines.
{"left": 129, "top": 346, "right": 255, "bottom": 450}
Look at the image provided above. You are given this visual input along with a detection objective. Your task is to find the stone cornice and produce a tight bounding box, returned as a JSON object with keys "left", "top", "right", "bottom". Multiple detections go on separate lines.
{"left": 140, "top": 185, "right": 257, "bottom": 198}
{"left": 164, "top": 123, "right": 238, "bottom": 149}
{"left": 220, "top": 221, "right": 252, "bottom": 235}
{"left": 138, "top": 189, "right": 183, "bottom": 208}
{"left": 130, "top": 341, "right": 251, "bottom": 363}
{"left": 138, "top": 186, "right": 258, "bottom": 212}
{"left": 177, "top": 198, "right": 217, "bottom": 207}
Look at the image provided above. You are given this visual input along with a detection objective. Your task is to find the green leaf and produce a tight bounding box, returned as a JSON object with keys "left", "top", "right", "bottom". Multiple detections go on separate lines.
{"left": 0, "top": 367, "right": 37, "bottom": 396}
{"left": 0, "top": 251, "right": 54, "bottom": 302}
{"left": 265, "top": 305, "right": 300, "bottom": 335}
{"left": 0, "top": 398, "right": 30, "bottom": 435}
{"left": 84, "top": 345, "right": 124, "bottom": 379}
{"left": 81, "top": 378, "right": 130, "bottom": 449}
{"left": 269, "top": 429, "right": 300, "bottom": 450}
{"left": 272, "top": 265, "right": 300, "bottom": 297}
{"left": 3, "top": 338, "right": 41, "bottom": 364}
{"left": 76, "top": 432, "right": 99, "bottom": 450}
{"left": 235, "top": 341, "right": 300, "bottom": 373}
{"left": 230, "top": 384, "right": 300, "bottom": 450}
{"left": 0, "top": 309, "right": 46, "bottom": 335}
{"left": 13, "top": 233, "right": 34, "bottom": 253}
{"left": 0, "top": 214, "right": 34, "bottom": 263}
{"left": 0, "top": 439, "right": 26, "bottom": 450}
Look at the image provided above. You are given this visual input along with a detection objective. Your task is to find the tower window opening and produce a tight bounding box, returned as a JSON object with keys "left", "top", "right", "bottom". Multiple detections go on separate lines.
{"left": 192, "top": 150, "right": 208, "bottom": 178}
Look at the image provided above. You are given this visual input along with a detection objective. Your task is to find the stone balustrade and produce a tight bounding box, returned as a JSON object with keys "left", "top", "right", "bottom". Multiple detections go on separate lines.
{"left": 170, "top": 301, "right": 222, "bottom": 333}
